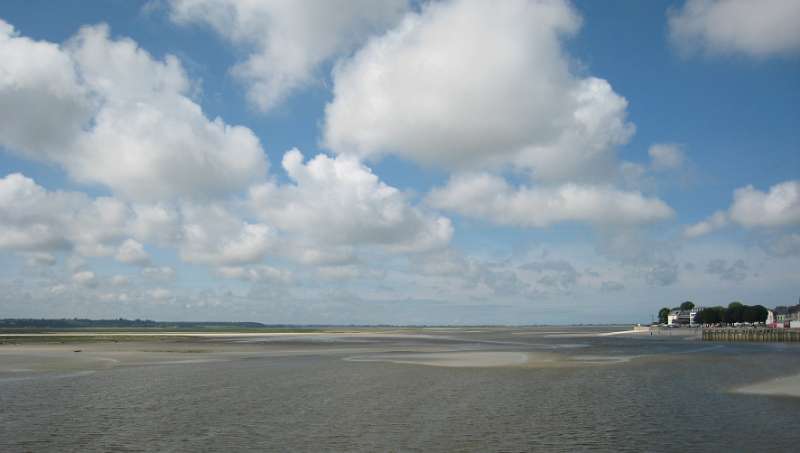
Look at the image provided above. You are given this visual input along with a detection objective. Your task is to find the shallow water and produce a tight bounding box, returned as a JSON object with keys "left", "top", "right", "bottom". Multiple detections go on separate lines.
{"left": 2, "top": 327, "right": 800, "bottom": 452}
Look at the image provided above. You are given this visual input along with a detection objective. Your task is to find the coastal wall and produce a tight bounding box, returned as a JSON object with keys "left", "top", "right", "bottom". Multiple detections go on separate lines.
{"left": 648, "top": 327, "right": 702, "bottom": 339}
{"left": 702, "top": 328, "right": 800, "bottom": 342}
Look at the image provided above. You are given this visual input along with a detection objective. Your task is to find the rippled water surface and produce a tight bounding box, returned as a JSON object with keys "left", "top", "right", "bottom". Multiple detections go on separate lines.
{"left": 2, "top": 327, "right": 800, "bottom": 452}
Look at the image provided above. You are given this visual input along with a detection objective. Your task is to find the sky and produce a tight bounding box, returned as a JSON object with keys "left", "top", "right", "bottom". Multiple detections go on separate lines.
{"left": 0, "top": 0, "right": 798, "bottom": 324}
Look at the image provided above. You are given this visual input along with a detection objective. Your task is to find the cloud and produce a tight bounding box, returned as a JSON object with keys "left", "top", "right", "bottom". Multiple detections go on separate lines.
{"left": 24, "top": 252, "right": 57, "bottom": 267}
{"left": 111, "top": 275, "right": 130, "bottom": 286}
{"left": 0, "top": 20, "right": 268, "bottom": 201}
{"left": 248, "top": 149, "right": 452, "bottom": 254}
{"left": 668, "top": 0, "right": 800, "bottom": 57}
{"left": 428, "top": 173, "right": 673, "bottom": 228}
{"left": 729, "top": 181, "right": 800, "bottom": 228}
{"left": 179, "top": 203, "right": 274, "bottom": 266}
{"left": 115, "top": 239, "right": 150, "bottom": 266}
{"left": 518, "top": 259, "right": 580, "bottom": 291}
{"left": 0, "top": 20, "right": 91, "bottom": 159}
{"left": 761, "top": 233, "right": 800, "bottom": 257}
{"left": 648, "top": 144, "right": 685, "bottom": 171}
{"left": 706, "top": 258, "right": 748, "bottom": 282}
{"left": 324, "top": 0, "right": 634, "bottom": 182}
{"left": 216, "top": 265, "right": 291, "bottom": 284}
{"left": 168, "top": 0, "right": 408, "bottom": 111}
{"left": 685, "top": 180, "right": 800, "bottom": 237}
{"left": 643, "top": 259, "right": 679, "bottom": 287}
{"left": 129, "top": 204, "right": 181, "bottom": 246}
{"left": 147, "top": 287, "right": 173, "bottom": 301}
{"left": 595, "top": 228, "right": 680, "bottom": 287}
{"left": 142, "top": 266, "right": 176, "bottom": 281}
{"left": 0, "top": 173, "right": 127, "bottom": 253}
{"left": 72, "top": 270, "right": 97, "bottom": 288}
{"left": 684, "top": 210, "right": 728, "bottom": 238}
{"left": 600, "top": 281, "right": 625, "bottom": 292}
{"left": 1, "top": 166, "right": 452, "bottom": 281}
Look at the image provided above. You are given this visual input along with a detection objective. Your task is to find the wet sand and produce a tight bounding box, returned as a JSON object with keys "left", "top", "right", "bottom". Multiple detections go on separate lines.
{"left": 0, "top": 329, "right": 649, "bottom": 378}
{"left": 735, "top": 373, "right": 800, "bottom": 398}
{"left": 4, "top": 327, "right": 800, "bottom": 452}
{"left": 345, "top": 351, "right": 534, "bottom": 367}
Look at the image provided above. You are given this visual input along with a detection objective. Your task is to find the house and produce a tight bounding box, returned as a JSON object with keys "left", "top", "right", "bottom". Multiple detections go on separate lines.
{"left": 667, "top": 307, "right": 702, "bottom": 326}
{"left": 767, "top": 304, "right": 800, "bottom": 328}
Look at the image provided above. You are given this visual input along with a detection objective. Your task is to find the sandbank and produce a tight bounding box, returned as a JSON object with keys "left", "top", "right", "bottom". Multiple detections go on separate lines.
{"left": 735, "top": 373, "right": 800, "bottom": 398}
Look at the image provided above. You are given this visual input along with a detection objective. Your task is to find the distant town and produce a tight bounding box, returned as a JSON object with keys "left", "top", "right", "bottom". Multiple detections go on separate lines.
{"left": 656, "top": 300, "right": 800, "bottom": 329}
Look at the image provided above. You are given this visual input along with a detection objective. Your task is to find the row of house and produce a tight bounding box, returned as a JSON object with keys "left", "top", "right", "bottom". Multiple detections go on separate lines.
{"left": 767, "top": 305, "right": 800, "bottom": 329}
{"left": 665, "top": 303, "right": 800, "bottom": 328}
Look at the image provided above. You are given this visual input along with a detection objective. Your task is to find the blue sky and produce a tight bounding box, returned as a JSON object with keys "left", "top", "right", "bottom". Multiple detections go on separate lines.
{"left": 0, "top": 0, "right": 798, "bottom": 324}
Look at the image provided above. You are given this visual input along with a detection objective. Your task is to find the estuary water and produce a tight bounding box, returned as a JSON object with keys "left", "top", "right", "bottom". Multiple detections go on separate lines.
{"left": 2, "top": 326, "right": 800, "bottom": 452}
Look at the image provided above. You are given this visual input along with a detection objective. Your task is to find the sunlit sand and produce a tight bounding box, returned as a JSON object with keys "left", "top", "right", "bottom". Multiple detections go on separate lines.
{"left": 345, "top": 351, "right": 533, "bottom": 367}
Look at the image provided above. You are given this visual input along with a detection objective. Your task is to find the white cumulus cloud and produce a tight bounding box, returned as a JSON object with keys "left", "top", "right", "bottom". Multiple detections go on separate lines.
{"left": 248, "top": 149, "right": 452, "bottom": 254}
{"left": 668, "top": 0, "right": 800, "bottom": 57}
{"left": 324, "top": 0, "right": 634, "bottom": 182}
{"left": 168, "top": 0, "right": 408, "bottom": 111}
{"left": 685, "top": 180, "right": 800, "bottom": 237}
{"left": 729, "top": 180, "right": 800, "bottom": 228}
{"left": 115, "top": 239, "right": 151, "bottom": 266}
{"left": 0, "top": 21, "right": 268, "bottom": 201}
{"left": 428, "top": 173, "right": 674, "bottom": 228}
{"left": 72, "top": 270, "right": 97, "bottom": 288}
{"left": 0, "top": 173, "right": 127, "bottom": 254}
{"left": 179, "top": 203, "right": 274, "bottom": 266}
{"left": 684, "top": 211, "right": 728, "bottom": 238}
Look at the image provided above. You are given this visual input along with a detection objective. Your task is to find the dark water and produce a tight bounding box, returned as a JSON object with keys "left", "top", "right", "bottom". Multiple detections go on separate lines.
{"left": 2, "top": 327, "right": 800, "bottom": 452}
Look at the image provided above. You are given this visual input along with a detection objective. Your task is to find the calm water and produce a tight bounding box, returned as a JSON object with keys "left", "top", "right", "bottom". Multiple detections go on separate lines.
{"left": 2, "top": 327, "right": 800, "bottom": 452}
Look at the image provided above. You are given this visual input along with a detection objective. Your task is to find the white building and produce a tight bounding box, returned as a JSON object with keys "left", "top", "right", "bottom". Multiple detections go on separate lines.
{"left": 667, "top": 307, "right": 701, "bottom": 326}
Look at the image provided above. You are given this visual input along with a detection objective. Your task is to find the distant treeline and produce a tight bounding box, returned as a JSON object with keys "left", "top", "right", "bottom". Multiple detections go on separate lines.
{"left": 694, "top": 303, "right": 768, "bottom": 324}
{"left": 658, "top": 301, "right": 768, "bottom": 325}
{"left": 0, "top": 318, "right": 268, "bottom": 329}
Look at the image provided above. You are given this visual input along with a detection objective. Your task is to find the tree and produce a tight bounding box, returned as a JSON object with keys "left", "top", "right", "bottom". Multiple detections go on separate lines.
{"left": 696, "top": 306, "right": 725, "bottom": 325}
{"left": 695, "top": 308, "right": 713, "bottom": 325}
{"left": 743, "top": 304, "right": 768, "bottom": 323}
{"left": 680, "top": 301, "right": 695, "bottom": 310}
{"left": 725, "top": 302, "right": 745, "bottom": 324}
{"left": 658, "top": 307, "right": 671, "bottom": 324}
{"left": 752, "top": 305, "right": 768, "bottom": 323}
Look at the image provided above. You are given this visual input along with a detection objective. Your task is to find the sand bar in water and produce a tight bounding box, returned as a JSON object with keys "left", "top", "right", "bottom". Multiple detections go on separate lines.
{"left": 735, "top": 373, "right": 800, "bottom": 398}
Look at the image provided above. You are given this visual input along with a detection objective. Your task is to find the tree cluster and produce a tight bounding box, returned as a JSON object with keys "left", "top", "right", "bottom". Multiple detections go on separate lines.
{"left": 656, "top": 301, "right": 768, "bottom": 325}
{"left": 694, "top": 302, "right": 768, "bottom": 325}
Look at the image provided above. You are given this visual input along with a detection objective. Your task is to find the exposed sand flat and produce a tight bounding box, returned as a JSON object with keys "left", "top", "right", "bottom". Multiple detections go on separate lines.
{"left": 598, "top": 329, "right": 651, "bottom": 336}
{"left": 0, "top": 331, "right": 650, "bottom": 378}
{"left": 344, "top": 350, "right": 641, "bottom": 368}
{"left": 0, "top": 333, "right": 487, "bottom": 378}
{"left": 735, "top": 373, "right": 800, "bottom": 398}
{"left": 543, "top": 332, "right": 624, "bottom": 338}
{"left": 345, "top": 351, "right": 533, "bottom": 368}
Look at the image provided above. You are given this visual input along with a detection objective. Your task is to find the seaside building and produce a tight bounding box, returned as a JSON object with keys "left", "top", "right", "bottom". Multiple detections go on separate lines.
{"left": 767, "top": 304, "right": 800, "bottom": 328}
{"left": 667, "top": 307, "right": 702, "bottom": 326}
